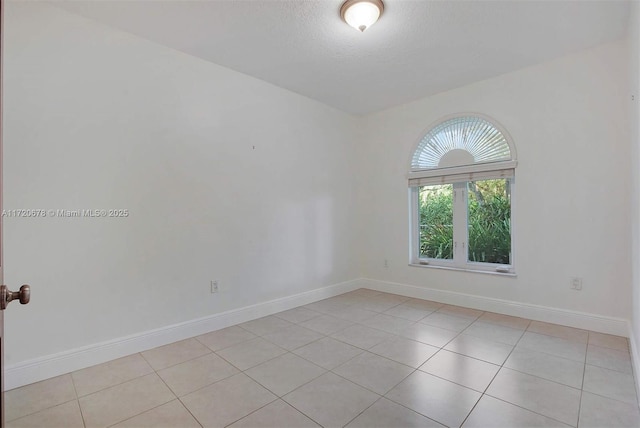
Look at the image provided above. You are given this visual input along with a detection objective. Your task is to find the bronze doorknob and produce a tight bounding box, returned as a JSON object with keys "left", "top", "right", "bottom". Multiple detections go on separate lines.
{"left": 0, "top": 284, "right": 30, "bottom": 310}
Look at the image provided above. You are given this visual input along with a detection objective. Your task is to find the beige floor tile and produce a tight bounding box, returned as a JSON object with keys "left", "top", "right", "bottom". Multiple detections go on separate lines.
{"left": 239, "top": 316, "right": 294, "bottom": 336}
{"left": 331, "top": 324, "right": 395, "bottom": 350}
{"left": 586, "top": 344, "right": 633, "bottom": 373}
{"left": 262, "top": 324, "right": 324, "bottom": 351}
{"left": 420, "top": 312, "right": 475, "bottom": 332}
{"left": 141, "top": 338, "right": 211, "bottom": 370}
{"left": 463, "top": 395, "right": 570, "bottom": 428}
{"left": 383, "top": 304, "right": 434, "bottom": 321}
{"left": 196, "top": 326, "right": 257, "bottom": 351}
{"left": 158, "top": 352, "right": 239, "bottom": 396}
{"left": 181, "top": 373, "right": 276, "bottom": 428}
{"left": 79, "top": 373, "right": 175, "bottom": 428}
{"left": 352, "top": 296, "right": 402, "bottom": 313}
{"left": 293, "top": 337, "right": 364, "bottom": 370}
{"left": 373, "top": 292, "right": 411, "bottom": 304}
{"left": 464, "top": 321, "right": 524, "bottom": 345}
{"left": 369, "top": 337, "right": 438, "bottom": 368}
{"left": 325, "top": 306, "right": 379, "bottom": 323}
{"left": 229, "top": 399, "right": 320, "bottom": 428}
{"left": 283, "top": 372, "right": 379, "bottom": 428}
{"left": 303, "top": 299, "right": 352, "bottom": 314}
{"left": 504, "top": 348, "right": 584, "bottom": 389}
{"left": 112, "top": 400, "right": 201, "bottom": 428}
{"left": 399, "top": 323, "right": 459, "bottom": 347}
{"left": 328, "top": 293, "right": 369, "bottom": 306}
{"left": 362, "top": 313, "right": 416, "bottom": 335}
{"left": 444, "top": 334, "right": 513, "bottom": 365}
{"left": 324, "top": 295, "right": 359, "bottom": 305}
{"left": 5, "top": 374, "right": 77, "bottom": 422}
{"left": 477, "top": 312, "right": 530, "bottom": 330}
{"left": 527, "top": 321, "right": 589, "bottom": 343}
{"left": 299, "top": 314, "right": 354, "bottom": 335}
{"left": 583, "top": 364, "right": 638, "bottom": 405}
{"left": 588, "top": 331, "right": 629, "bottom": 351}
{"left": 403, "top": 298, "right": 444, "bottom": 312}
{"left": 386, "top": 370, "right": 481, "bottom": 428}
{"left": 245, "top": 353, "right": 326, "bottom": 396}
{"left": 217, "top": 337, "right": 287, "bottom": 370}
{"left": 72, "top": 353, "right": 154, "bottom": 397}
{"left": 437, "top": 305, "right": 484, "bottom": 319}
{"left": 350, "top": 288, "right": 383, "bottom": 297}
{"left": 419, "top": 350, "right": 500, "bottom": 392}
{"left": 346, "top": 397, "right": 445, "bottom": 428}
{"left": 333, "top": 351, "right": 413, "bottom": 395}
{"left": 6, "top": 400, "right": 84, "bottom": 428}
{"left": 273, "top": 307, "right": 322, "bottom": 324}
{"left": 342, "top": 296, "right": 378, "bottom": 307}
{"left": 486, "top": 368, "right": 581, "bottom": 426}
{"left": 579, "top": 391, "right": 640, "bottom": 428}
{"left": 517, "top": 332, "right": 587, "bottom": 362}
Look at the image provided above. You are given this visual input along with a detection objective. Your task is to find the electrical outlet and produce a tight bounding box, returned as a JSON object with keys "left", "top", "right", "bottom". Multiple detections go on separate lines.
{"left": 211, "top": 280, "right": 219, "bottom": 293}
{"left": 570, "top": 277, "right": 582, "bottom": 291}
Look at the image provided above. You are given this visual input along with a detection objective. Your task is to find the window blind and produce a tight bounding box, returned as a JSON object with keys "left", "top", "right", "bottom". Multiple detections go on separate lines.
{"left": 408, "top": 160, "right": 516, "bottom": 187}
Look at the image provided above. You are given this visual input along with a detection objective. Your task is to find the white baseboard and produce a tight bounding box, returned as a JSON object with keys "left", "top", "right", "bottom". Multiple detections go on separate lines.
{"left": 629, "top": 323, "right": 640, "bottom": 405}
{"left": 357, "top": 278, "right": 629, "bottom": 337}
{"left": 4, "top": 279, "right": 360, "bottom": 391}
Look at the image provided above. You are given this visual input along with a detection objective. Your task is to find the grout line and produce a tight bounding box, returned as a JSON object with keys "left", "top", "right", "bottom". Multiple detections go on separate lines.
{"left": 101, "top": 373, "right": 176, "bottom": 428}
{"left": 73, "top": 365, "right": 156, "bottom": 399}
{"left": 174, "top": 398, "right": 206, "bottom": 428}
{"left": 576, "top": 389, "right": 640, "bottom": 407}
{"left": 150, "top": 354, "right": 220, "bottom": 428}
{"left": 4, "top": 397, "right": 81, "bottom": 426}
{"left": 192, "top": 327, "right": 258, "bottom": 352}
{"left": 340, "top": 395, "right": 386, "bottom": 427}
{"left": 461, "top": 314, "right": 548, "bottom": 427}
{"left": 105, "top": 397, "right": 181, "bottom": 428}
{"left": 328, "top": 359, "right": 415, "bottom": 397}
{"left": 480, "top": 395, "right": 576, "bottom": 427}
{"left": 576, "top": 332, "right": 589, "bottom": 427}
{"left": 459, "top": 328, "right": 519, "bottom": 427}
{"left": 242, "top": 351, "right": 328, "bottom": 397}
{"left": 213, "top": 346, "right": 285, "bottom": 375}
{"left": 67, "top": 371, "right": 87, "bottom": 428}
{"left": 138, "top": 339, "right": 213, "bottom": 372}
{"left": 219, "top": 395, "right": 280, "bottom": 428}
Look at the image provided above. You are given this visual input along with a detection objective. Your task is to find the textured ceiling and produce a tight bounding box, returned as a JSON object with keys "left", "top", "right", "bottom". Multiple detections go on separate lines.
{"left": 52, "top": 0, "right": 629, "bottom": 115}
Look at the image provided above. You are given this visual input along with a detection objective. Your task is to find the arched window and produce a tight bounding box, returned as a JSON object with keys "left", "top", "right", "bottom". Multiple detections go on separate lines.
{"left": 409, "top": 114, "right": 517, "bottom": 274}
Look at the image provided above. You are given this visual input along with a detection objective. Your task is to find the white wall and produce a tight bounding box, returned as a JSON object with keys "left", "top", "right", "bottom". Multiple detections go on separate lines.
{"left": 3, "top": 2, "right": 359, "bottom": 366}
{"left": 629, "top": 0, "right": 640, "bottom": 388}
{"left": 357, "top": 40, "right": 631, "bottom": 320}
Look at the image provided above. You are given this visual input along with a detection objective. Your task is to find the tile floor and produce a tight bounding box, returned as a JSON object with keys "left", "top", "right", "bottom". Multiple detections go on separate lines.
{"left": 5, "top": 289, "right": 640, "bottom": 428}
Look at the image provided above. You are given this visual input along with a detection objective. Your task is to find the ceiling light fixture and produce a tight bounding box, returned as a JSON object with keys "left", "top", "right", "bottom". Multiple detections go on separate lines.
{"left": 340, "top": 0, "right": 384, "bottom": 33}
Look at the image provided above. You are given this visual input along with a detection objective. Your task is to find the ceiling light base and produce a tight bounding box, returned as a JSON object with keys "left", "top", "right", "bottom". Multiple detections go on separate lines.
{"left": 340, "top": 0, "right": 384, "bottom": 33}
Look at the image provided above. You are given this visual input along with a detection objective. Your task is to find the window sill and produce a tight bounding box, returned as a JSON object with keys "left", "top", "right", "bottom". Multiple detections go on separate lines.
{"left": 408, "top": 263, "right": 517, "bottom": 277}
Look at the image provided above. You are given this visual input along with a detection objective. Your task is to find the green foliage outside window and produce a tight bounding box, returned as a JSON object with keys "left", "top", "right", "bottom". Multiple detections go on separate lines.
{"left": 419, "top": 180, "right": 511, "bottom": 264}
{"left": 419, "top": 185, "right": 454, "bottom": 259}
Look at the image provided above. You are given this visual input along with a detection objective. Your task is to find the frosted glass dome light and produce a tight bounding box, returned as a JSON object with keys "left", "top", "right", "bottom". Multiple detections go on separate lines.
{"left": 340, "top": 0, "right": 384, "bottom": 32}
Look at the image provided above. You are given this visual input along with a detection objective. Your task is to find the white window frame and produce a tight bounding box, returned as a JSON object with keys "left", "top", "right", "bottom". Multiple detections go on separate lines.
{"left": 409, "top": 178, "right": 516, "bottom": 275}
{"left": 408, "top": 113, "right": 517, "bottom": 275}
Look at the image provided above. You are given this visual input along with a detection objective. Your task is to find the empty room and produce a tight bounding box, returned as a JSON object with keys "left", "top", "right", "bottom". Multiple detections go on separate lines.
{"left": 2, "top": 0, "right": 640, "bottom": 427}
